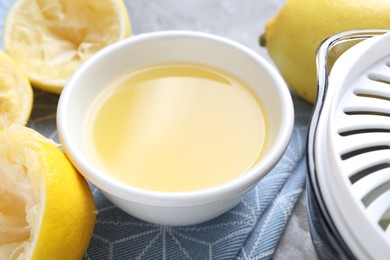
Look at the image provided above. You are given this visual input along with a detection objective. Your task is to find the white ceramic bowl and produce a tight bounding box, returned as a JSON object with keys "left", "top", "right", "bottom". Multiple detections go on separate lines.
{"left": 57, "top": 31, "right": 294, "bottom": 226}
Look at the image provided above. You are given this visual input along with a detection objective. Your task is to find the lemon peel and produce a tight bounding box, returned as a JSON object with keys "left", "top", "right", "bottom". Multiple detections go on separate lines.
{"left": 0, "top": 125, "right": 96, "bottom": 259}
{"left": 3, "top": 0, "right": 131, "bottom": 93}
{"left": 262, "top": 0, "right": 390, "bottom": 104}
{"left": 0, "top": 51, "right": 33, "bottom": 130}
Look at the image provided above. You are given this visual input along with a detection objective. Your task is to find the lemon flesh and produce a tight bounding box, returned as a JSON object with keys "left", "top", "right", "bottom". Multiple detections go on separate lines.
{"left": 0, "top": 51, "right": 33, "bottom": 130}
{"left": 0, "top": 125, "right": 96, "bottom": 260}
{"left": 3, "top": 0, "right": 131, "bottom": 93}
{"left": 263, "top": 0, "right": 390, "bottom": 104}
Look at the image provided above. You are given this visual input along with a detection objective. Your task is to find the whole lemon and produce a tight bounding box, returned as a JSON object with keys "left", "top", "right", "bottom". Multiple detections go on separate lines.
{"left": 262, "top": 0, "right": 390, "bottom": 104}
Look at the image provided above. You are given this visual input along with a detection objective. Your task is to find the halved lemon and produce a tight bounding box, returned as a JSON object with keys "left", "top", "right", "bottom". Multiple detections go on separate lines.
{"left": 0, "top": 125, "right": 96, "bottom": 259}
{"left": 0, "top": 51, "right": 33, "bottom": 130}
{"left": 3, "top": 0, "right": 131, "bottom": 93}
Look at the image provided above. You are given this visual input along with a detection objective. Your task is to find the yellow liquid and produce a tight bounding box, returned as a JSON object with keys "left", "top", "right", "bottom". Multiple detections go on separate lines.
{"left": 85, "top": 63, "right": 268, "bottom": 192}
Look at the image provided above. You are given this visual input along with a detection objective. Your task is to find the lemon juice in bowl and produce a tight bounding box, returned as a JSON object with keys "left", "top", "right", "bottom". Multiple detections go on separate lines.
{"left": 57, "top": 31, "right": 294, "bottom": 225}
{"left": 84, "top": 62, "right": 269, "bottom": 192}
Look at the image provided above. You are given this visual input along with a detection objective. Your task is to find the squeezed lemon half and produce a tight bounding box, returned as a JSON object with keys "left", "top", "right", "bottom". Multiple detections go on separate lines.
{"left": 0, "top": 51, "right": 33, "bottom": 130}
{"left": 3, "top": 0, "right": 131, "bottom": 93}
{"left": 0, "top": 125, "right": 96, "bottom": 259}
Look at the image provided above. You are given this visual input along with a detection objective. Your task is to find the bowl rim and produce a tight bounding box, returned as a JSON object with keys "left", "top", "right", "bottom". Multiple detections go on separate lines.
{"left": 57, "top": 30, "right": 294, "bottom": 207}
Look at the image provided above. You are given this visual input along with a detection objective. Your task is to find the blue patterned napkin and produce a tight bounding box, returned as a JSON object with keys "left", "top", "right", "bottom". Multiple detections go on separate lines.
{"left": 0, "top": 1, "right": 312, "bottom": 259}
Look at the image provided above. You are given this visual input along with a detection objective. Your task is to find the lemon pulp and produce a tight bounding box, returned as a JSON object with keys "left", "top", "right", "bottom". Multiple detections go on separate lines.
{"left": 0, "top": 125, "right": 96, "bottom": 259}
{"left": 3, "top": 0, "right": 131, "bottom": 92}
{"left": 0, "top": 51, "right": 33, "bottom": 130}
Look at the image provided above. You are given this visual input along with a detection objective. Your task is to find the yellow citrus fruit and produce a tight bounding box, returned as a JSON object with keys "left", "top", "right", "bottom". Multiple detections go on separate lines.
{"left": 0, "top": 51, "right": 33, "bottom": 130}
{"left": 3, "top": 0, "right": 131, "bottom": 94}
{"left": 262, "top": 0, "right": 390, "bottom": 104}
{"left": 0, "top": 125, "right": 96, "bottom": 259}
